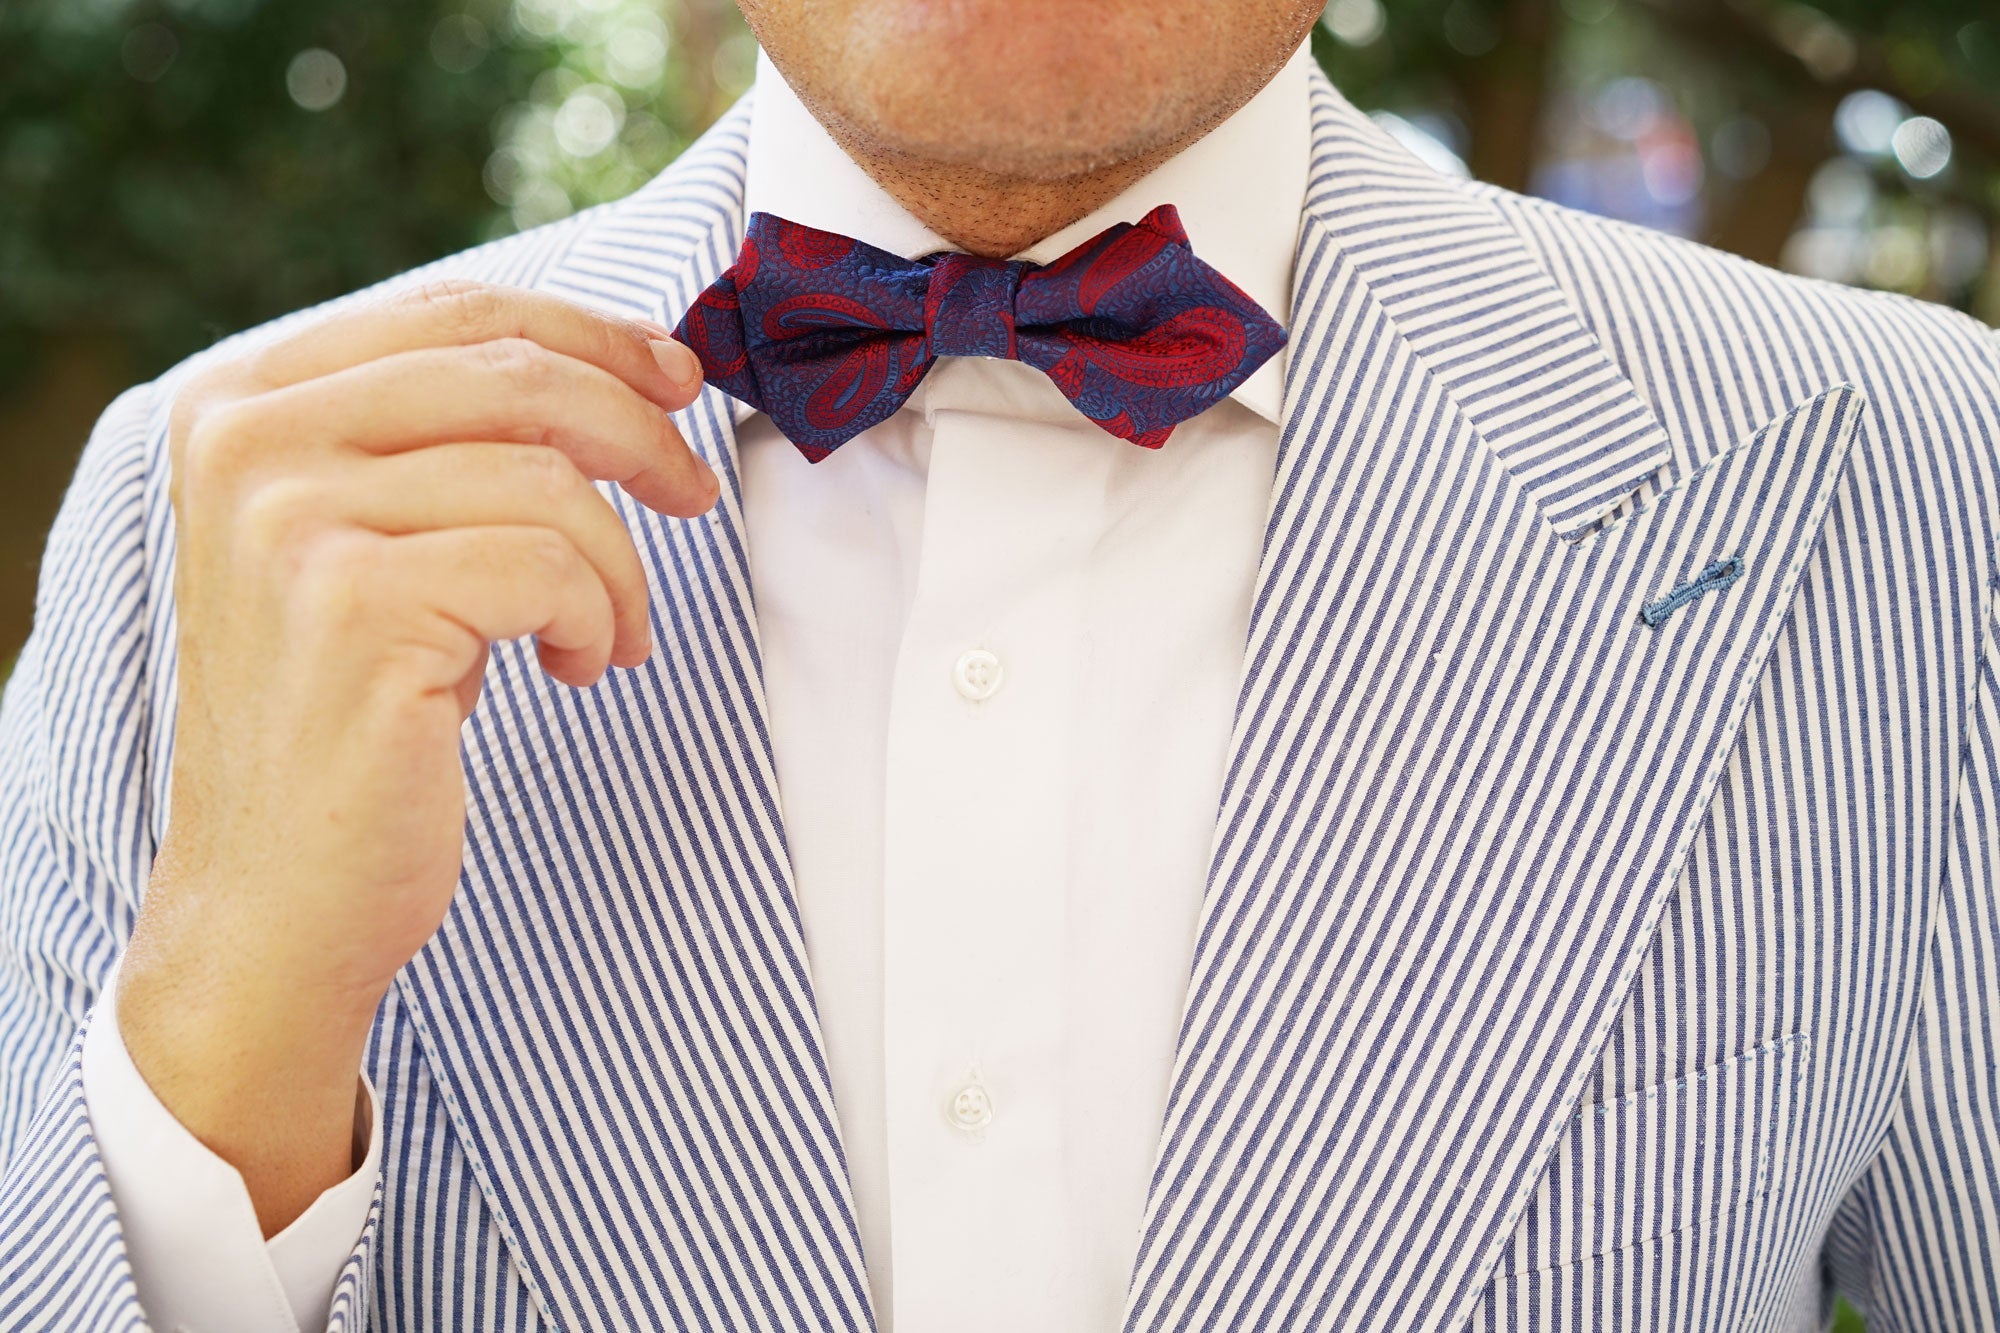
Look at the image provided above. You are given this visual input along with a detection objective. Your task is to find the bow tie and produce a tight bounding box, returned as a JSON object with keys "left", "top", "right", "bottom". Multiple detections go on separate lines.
{"left": 672, "top": 204, "right": 1285, "bottom": 462}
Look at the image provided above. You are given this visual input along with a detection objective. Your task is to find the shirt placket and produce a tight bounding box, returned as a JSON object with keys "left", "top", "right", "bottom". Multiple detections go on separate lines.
{"left": 880, "top": 371, "right": 1111, "bottom": 1328}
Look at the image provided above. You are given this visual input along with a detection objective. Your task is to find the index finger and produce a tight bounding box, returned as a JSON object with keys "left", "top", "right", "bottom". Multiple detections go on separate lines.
{"left": 242, "top": 278, "right": 705, "bottom": 416}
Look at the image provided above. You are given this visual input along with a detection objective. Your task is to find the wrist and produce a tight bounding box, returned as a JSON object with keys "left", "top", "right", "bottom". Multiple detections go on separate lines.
{"left": 115, "top": 921, "right": 383, "bottom": 1235}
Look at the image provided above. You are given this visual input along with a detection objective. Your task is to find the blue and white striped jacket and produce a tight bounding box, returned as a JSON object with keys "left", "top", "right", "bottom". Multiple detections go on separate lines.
{"left": 2, "top": 68, "right": 1998, "bottom": 1333}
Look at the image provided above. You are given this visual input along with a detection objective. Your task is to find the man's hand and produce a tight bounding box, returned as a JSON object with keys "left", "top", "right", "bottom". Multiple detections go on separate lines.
{"left": 114, "top": 279, "right": 717, "bottom": 1236}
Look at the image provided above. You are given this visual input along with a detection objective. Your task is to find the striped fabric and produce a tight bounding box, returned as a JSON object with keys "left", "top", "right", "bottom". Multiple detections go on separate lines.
{"left": 2, "top": 67, "right": 1998, "bottom": 1333}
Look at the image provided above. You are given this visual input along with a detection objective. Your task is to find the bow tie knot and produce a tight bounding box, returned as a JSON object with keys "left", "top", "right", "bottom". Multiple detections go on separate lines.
{"left": 925, "top": 254, "right": 1022, "bottom": 360}
{"left": 673, "top": 204, "right": 1284, "bottom": 462}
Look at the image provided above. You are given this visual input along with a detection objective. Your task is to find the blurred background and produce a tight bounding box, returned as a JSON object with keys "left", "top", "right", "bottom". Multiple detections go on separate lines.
{"left": 0, "top": 3, "right": 1987, "bottom": 1320}
{"left": 2, "top": 0, "right": 1997, "bottom": 700}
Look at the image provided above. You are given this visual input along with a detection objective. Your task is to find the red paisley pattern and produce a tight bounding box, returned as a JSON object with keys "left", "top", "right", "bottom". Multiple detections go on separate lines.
{"left": 763, "top": 291, "right": 886, "bottom": 340}
{"left": 805, "top": 338, "right": 893, "bottom": 432}
{"left": 670, "top": 206, "right": 1283, "bottom": 460}
{"left": 733, "top": 231, "right": 761, "bottom": 288}
{"left": 1060, "top": 306, "right": 1247, "bottom": 387}
{"left": 1076, "top": 223, "right": 1171, "bottom": 315}
{"left": 775, "top": 226, "right": 854, "bottom": 271}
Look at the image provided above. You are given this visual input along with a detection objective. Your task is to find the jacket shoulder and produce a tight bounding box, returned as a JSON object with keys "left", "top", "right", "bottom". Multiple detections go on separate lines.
{"left": 1473, "top": 179, "right": 1999, "bottom": 388}
{"left": 1471, "top": 181, "right": 2000, "bottom": 558}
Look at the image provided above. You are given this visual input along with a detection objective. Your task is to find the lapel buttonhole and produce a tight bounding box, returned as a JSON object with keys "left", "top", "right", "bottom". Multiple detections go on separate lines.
{"left": 1641, "top": 556, "right": 1744, "bottom": 629}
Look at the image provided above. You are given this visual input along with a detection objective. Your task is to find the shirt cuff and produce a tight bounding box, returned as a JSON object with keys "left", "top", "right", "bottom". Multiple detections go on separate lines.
{"left": 81, "top": 959, "right": 384, "bottom": 1333}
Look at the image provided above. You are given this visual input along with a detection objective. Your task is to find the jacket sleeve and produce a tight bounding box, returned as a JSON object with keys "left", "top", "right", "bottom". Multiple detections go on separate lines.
{"left": 0, "top": 380, "right": 382, "bottom": 1330}
{"left": 1825, "top": 581, "right": 2000, "bottom": 1327}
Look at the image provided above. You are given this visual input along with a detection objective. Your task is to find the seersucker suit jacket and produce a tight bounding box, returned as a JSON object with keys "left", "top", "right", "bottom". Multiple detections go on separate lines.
{"left": 2, "top": 66, "right": 1999, "bottom": 1333}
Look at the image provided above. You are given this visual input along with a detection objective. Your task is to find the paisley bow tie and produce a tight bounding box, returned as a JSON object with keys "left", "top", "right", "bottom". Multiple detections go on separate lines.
{"left": 671, "top": 204, "right": 1285, "bottom": 462}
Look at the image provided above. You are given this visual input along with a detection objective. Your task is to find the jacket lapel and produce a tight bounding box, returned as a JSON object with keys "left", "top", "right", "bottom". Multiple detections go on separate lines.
{"left": 391, "top": 103, "right": 877, "bottom": 1333}
{"left": 1118, "top": 74, "right": 1861, "bottom": 1333}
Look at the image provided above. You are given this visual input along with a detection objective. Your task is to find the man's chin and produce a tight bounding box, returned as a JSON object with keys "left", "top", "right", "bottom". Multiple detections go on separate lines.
{"left": 815, "top": 55, "right": 1185, "bottom": 183}
{"left": 742, "top": 0, "right": 1315, "bottom": 184}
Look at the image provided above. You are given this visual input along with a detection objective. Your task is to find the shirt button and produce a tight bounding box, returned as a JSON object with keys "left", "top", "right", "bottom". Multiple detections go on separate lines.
{"left": 952, "top": 648, "right": 1004, "bottom": 702}
{"left": 948, "top": 1081, "right": 994, "bottom": 1132}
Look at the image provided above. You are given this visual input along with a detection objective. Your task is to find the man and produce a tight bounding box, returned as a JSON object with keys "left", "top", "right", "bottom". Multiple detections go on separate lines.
{"left": 0, "top": 0, "right": 1996, "bottom": 1328}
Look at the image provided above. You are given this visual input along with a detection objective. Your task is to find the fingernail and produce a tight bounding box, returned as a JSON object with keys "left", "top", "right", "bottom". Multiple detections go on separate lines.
{"left": 650, "top": 338, "right": 702, "bottom": 391}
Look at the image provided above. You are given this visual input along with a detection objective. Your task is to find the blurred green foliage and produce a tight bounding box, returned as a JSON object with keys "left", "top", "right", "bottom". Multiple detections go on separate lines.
{"left": 1313, "top": 0, "right": 1998, "bottom": 317}
{"left": 4, "top": 0, "right": 515, "bottom": 395}
{"left": 1320, "top": 0, "right": 2000, "bottom": 107}
{"left": 0, "top": 0, "right": 750, "bottom": 398}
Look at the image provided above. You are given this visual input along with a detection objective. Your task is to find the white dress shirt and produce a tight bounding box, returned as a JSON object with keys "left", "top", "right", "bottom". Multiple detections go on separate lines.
{"left": 80, "top": 39, "right": 1312, "bottom": 1333}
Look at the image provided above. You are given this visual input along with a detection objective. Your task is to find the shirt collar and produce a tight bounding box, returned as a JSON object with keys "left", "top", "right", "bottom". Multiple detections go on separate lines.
{"left": 740, "top": 39, "right": 1313, "bottom": 426}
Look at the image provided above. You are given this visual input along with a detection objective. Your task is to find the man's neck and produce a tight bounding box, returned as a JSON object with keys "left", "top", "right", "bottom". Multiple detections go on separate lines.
{"left": 810, "top": 123, "right": 1208, "bottom": 260}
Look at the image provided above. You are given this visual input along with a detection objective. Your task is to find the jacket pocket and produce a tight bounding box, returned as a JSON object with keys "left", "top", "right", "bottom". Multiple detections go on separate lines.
{"left": 1497, "top": 1032, "right": 1810, "bottom": 1277}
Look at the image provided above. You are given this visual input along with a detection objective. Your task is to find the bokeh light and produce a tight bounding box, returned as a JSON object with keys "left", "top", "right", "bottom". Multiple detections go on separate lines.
{"left": 1322, "top": 0, "right": 1387, "bottom": 49}
{"left": 478, "top": 0, "right": 753, "bottom": 233}
{"left": 285, "top": 48, "right": 347, "bottom": 112}
{"left": 1892, "top": 117, "right": 1952, "bottom": 180}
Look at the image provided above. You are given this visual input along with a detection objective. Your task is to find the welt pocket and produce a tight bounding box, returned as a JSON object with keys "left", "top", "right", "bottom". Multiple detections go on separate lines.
{"left": 1497, "top": 1032, "right": 1810, "bottom": 1278}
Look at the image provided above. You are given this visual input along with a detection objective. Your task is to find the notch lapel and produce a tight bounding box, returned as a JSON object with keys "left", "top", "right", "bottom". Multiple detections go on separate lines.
{"left": 1119, "top": 75, "right": 1862, "bottom": 1333}
{"left": 1295, "top": 80, "right": 1682, "bottom": 538}
{"left": 390, "top": 105, "right": 877, "bottom": 1333}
